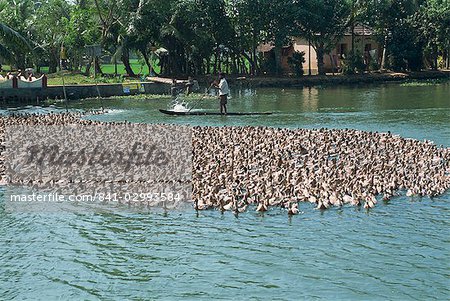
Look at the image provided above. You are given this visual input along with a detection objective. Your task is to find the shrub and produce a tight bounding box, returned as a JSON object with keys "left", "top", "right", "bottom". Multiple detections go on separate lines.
{"left": 260, "top": 53, "right": 277, "bottom": 75}
{"left": 342, "top": 51, "right": 366, "bottom": 75}
{"left": 287, "top": 51, "right": 306, "bottom": 76}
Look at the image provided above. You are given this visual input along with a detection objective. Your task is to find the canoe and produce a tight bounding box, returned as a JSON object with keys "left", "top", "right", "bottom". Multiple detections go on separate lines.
{"left": 159, "top": 109, "right": 272, "bottom": 116}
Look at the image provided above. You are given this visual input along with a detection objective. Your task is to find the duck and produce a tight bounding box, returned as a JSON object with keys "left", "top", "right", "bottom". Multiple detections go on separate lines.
{"left": 316, "top": 200, "right": 329, "bottom": 210}
{"left": 406, "top": 189, "right": 414, "bottom": 197}
{"left": 223, "top": 200, "right": 234, "bottom": 211}
{"left": 194, "top": 199, "right": 208, "bottom": 210}
{"left": 288, "top": 202, "right": 300, "bottom": 215}
{"left": 364, "top": 199, "right": 375, "bottom": 209}
{"left": 256, "top": 200, "right": 268, "bottom": 212}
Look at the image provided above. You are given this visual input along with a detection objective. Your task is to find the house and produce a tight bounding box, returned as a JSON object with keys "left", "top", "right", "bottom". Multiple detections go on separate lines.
{"left": 258, "top": 24, "right": 382, "bottom": 75}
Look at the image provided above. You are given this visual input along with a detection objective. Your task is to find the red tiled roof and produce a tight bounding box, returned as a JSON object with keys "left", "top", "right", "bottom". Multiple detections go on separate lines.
{"left": 345, "top": 23, "right": 374, "bottom": 36}
{"left": 257, "top": 43, "right": 293, "bottom": 53}
{"left": 257, "top": 43, "right": 274, "bottom": 53}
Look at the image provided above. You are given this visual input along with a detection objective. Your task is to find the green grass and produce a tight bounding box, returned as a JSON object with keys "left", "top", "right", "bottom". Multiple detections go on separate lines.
{"left": 47, "top": 72, "right": 131, "bottom": 86}
{"left": 46, "top": 57, "right": 161, "bottom": 85}
{"left": 400, "top": 78, "right": 449, "bottom": 87}
{"left": 82, "top": 59, "right": 161, "bottom": 76}
{"left": 2, "top": 58, "right": 160, "bottom": 77}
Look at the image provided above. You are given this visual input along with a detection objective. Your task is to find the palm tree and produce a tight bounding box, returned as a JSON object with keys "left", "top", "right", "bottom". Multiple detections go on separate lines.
{"left": 0, "top": 22, "right": 32, "bottom": 66}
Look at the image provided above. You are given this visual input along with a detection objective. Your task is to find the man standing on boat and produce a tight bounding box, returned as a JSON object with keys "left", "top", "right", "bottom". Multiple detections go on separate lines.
{"left": 212, "top": 72, "right": 229, "bottom": 115}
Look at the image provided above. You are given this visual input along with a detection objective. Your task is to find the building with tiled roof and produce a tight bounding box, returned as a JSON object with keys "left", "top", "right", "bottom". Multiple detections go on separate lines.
{"left": 259, "top": 23, "right": 381, "bottom": 75}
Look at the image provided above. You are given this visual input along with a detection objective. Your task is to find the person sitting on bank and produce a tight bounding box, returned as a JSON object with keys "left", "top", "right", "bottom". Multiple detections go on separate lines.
{"left": 17, "top": 69, "right": 24, "bottom": 80}
{"left": 212, "top": 72, "right": 229, "bottom": 115}
{"left": 171, "top": 79, "right": 178, "bottom": 99}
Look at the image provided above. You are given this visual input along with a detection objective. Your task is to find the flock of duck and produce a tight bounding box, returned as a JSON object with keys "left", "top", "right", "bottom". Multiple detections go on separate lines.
{"left": 192, "top": 126, "right": 449, "bottom": 214}
{"left": 0, "top": 112, "right": 449, "bottom": 215}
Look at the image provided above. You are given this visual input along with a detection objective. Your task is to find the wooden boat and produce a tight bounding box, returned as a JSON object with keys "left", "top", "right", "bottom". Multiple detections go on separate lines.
{"left": 159, "top": 109, "right": 273, "bottom": 116}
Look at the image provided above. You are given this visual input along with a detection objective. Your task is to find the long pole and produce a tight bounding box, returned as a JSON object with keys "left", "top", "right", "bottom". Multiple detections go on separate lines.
{"left": 62, "top": 73, "right": 68, "bottom": 112}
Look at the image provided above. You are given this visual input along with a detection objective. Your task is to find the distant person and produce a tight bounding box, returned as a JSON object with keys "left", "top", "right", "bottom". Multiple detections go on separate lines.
{"left": 185, "top": 76, "right": 194, "bottom": 96}
{"left": 171, "top": 79, "right": 178, "bottom": 99}
{"left": 212, "top": 72, "right": 229, "bottom": 115}
{"left": 60, "top": 45, "right": 68, "bottom": 70}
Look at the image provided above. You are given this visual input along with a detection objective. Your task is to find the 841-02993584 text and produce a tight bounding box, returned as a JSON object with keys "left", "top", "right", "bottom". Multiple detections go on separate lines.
{"left": 8, "top": 192, "right": 183, "bottom": 203}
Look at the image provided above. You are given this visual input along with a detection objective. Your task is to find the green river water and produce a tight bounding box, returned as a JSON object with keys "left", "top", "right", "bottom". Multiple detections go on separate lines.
{"left": 0, "top": 81, "right": 449, "bottom": 300}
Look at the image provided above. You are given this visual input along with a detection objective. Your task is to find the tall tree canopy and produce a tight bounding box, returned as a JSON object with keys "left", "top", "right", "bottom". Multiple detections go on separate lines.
{"left": 0, "top": 0, "right": 448, "bottom": 75}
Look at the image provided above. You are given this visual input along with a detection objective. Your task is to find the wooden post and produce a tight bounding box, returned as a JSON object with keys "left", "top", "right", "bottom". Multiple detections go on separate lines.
{"left": 93, "top": 56, "right": 97, "bottom": 79}
{"left": 114, "top": 56, "right": 118, "bottom": 76}
{"left": 42, "top": 74, "right": 47, "bottom": 88}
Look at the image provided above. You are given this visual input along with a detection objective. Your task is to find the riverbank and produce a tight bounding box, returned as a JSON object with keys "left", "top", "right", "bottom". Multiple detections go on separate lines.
{"left": 0, "top": 81, "right": 169, "bottom": 103}
{"left": 1, "top": 70, "right": 448, "bottom": 103}
{"left": 199, "top": 70, "right": 450, "bottom": 87}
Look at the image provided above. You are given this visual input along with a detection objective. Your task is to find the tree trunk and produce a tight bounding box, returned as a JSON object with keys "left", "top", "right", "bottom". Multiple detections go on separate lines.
{"left": 15, "top": 54, "right": 26, "bottom": 70}
{"left": 351, "top": 23, "right": 355, "bottom": 56}
{"left": 230, "top": 54, "right": 236, "bottom": 74}
{"left": 240, "top": 57, "right": 247, "bottom": 74}
{"left": 139, "top": 49, "right": 153, "bottom": 75}
{"left": 308, "top": 39, "right": 312, "bottom": 75}
{"left": 316, "top": 45, "right": 325, "bottom": 76}
{"left": 253, "top": 48, "right": 258, "bottom": 75}
{"left": 121, "top": 47, "right": 135, "bottom": 76}
{"left": 213, "top": 53, "right": 217, "bottom": 74}
{"left": 85, "top": 60, "right": 92, "bottom": 76}
{"left": 205, "top": 57, "right": 210, "bottom": 74}
{"left": 49, "top": 48, "right": 58, "bottom": 74}
{"left": 381, "top": 35, "right": 388, "bottom": 70}
{"left": 242, "top": 51, "right": 255, "bottom": 76}
{"left": 329, "top": 54, "right": 336, "bottom": 75}
{"left": 274, "top": 46, "right": 282, "bottom": 75}
{"left": 447, "top": 47, "right": 450, "bottom": 69}
{"left": 94, "top": 57, "right": 103, "bottom": 75}
{"left": 433, "top": 45, "right": 438, "bottom": 70}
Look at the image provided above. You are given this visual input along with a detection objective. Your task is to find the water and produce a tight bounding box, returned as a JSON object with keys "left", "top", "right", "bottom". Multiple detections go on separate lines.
{"left": 1, "top": 82, "right": 449, "bottom": 300}
{"left": 67, "top": 82, "right": 450, "bottom": 146}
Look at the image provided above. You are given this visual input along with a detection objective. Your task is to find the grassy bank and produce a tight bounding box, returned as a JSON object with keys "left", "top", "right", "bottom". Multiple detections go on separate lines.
{"left": 209, "top": 71, "right": 450, "bottom": 88}
{"left": 46, "top": 73, "right": 129, "bottom": 86}
{"left": 41, "top": 69, "right": 450, "bottom": 88}
{"left": 3, "top": 59, "right": 161, "bottom": 84}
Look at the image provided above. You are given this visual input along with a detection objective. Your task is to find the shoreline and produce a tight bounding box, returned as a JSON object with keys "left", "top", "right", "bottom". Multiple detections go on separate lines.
{"left": 0, "top": 71, "right": 448, "bottom": 103}
{"left": 199, "top": 70, "right": 450, "bottom": 88}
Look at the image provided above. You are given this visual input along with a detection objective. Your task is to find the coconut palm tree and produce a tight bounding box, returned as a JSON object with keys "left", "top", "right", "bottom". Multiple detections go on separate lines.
{"left": 0, "top": 0, "right": 36, "bottom": 69}
{"left": 0, "top": 22, "right": 32, "bottom": 65}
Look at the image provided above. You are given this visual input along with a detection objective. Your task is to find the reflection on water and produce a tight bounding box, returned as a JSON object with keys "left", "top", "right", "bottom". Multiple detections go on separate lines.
{"left": 0, "top": 81, "right": 449, "bottom": 299}
{"left": 301, "top": 86, "right": 319, "bottom": 111}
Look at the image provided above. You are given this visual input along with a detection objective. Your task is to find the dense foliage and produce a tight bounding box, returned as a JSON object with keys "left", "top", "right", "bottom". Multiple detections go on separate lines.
{"left": 0, "top": 0, "right": 449, "bottom": 76}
